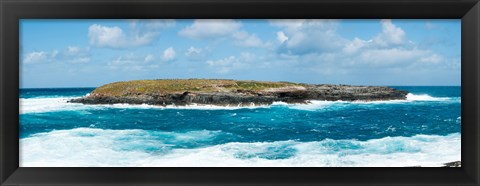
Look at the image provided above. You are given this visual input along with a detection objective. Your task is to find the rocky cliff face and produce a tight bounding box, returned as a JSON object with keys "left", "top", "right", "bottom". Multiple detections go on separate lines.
{"left": 69, "top": 80, "right": 408, "bottom": 106}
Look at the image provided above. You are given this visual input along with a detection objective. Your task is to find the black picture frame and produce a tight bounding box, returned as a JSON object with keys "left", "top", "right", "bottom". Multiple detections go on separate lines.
{"left": 1, "top": 0, "right": 479, "bottom": 185}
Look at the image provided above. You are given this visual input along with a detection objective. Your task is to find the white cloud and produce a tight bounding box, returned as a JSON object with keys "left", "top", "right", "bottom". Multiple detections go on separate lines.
{"left": 109, "top": 55, "right": 136, "bottom": 66}
{"left": 206, "top": 56, "right": 240, "bottom": 74}
{"left": 268, "top": 19, "right": 456, "bottom": 77}
{"left": 179, "top": 20, "right": 269, "bottom": 48}
{"left": 130, "top": 32, "right": 158, "bottom": 46}
{"left": 67, "top": 46, "right": 81, "bottom": 54}
{"left": 185, "top": 46, "right": 208, "bottom": 61}
{"left": 162, "top": 47, "right": 176, "bottom": 62}
{"left": 276, "top": 31, "right": 288, "bottom": 43}
{"left": 272, "top": 19, "right": 419, "bottom": 69}
{"left": 179, "top": 19, "right": 242, "bottom": 39}
{"left": 131, "top": 19, "right": 175, "bottom": 30}
{"left": 373, "top": 19, "right": 406, "bottom": 47}
{"left": 185, "top": 46, "right": 202, "bottom": 57}
{"left": 108, "top": 53, "right": 159, "bottom": 71}
{"left": 420, "top": 54, "right": 443, "bottom": 63}
{"left": 145, "top": 54, "right": 155, "bottom": 62}
{"left": 269, "top": 19, "right": 306, "bottom": 32}
{"left": 206, "top": 53, "right": 255, "bottom": 74}
{"left": 88, "top": 24, "right": 127, "bottom": 48}
{"left": 273, "top": 19, "right": 347, "bottom": 55}
{"left": 109, "top": 57, "right": 137, "bottom": 70}
{"left": 23, "top": 51, "right": 48, "bottom": 64}
{"left": 232, "top": 31, "right": 265, "bottom": 48}
{"left": 358, "top": 48, "right": 430, "bottom": 66}
{"left": 65, "top": 46, "right": 90, "bottom": 57}
{"left": 342, "top": 38, "right": 371, "bottom": 54}
{"left": 63, "top": 46, "right": 91, "bottom": 64}
{"left": 50, "top": 50, "right": 59, "bottom": 58}
{"left": 69, "top": 57, "right": 91, "bottom": 64}
{"left": 23, "top": 46, "right": 91, "bottom": 64}
{"left": 89, "top": 21, "right": 175, "bottom": 49}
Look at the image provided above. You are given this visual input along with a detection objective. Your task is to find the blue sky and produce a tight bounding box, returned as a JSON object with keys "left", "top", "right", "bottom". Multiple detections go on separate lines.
{"left": 20, "top": 19, "right": 460, "bottom": 88}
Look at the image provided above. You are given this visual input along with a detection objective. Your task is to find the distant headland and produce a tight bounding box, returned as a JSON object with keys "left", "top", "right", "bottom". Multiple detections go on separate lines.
{"left": 69, "top": 79, "right": 409, "bottom": 106}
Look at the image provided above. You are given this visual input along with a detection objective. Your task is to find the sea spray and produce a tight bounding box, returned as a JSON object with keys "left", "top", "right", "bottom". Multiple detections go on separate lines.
{"left": 20, "top": 128, "right": 460, "bottom": 167}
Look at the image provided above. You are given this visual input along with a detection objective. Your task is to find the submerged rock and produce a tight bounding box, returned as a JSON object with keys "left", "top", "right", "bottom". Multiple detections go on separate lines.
{"left": 443, "top": 161, "right": 461, "bottom": 167}
{"left": 69, "top": 79, "right": 409, "bottom": 106}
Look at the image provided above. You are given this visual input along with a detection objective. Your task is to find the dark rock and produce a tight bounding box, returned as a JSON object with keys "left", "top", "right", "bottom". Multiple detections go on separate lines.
{"left": 443, "top": 161, "right": 461, "bottom": 167}
{"left": 69, "top": 83, "right": 409, "bottom": 106}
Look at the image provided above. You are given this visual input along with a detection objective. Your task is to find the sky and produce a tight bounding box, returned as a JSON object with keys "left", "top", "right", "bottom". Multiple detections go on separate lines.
{"left": 20, "top": 19, "right": 461, "bottom": 88}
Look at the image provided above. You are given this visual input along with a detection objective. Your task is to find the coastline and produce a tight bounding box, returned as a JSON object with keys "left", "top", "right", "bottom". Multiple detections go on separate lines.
{"left": 69, "top": 79, "right": 409, "bottom": 106}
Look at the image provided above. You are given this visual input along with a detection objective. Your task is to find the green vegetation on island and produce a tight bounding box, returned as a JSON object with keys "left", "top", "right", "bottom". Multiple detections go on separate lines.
{"left": 92, "top": 79, "right": 302, "bottom": 97}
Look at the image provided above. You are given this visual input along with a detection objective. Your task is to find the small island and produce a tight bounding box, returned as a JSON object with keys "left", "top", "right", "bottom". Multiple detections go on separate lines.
{"left": 69, "top": 79, "right": 409, "bottom": 106}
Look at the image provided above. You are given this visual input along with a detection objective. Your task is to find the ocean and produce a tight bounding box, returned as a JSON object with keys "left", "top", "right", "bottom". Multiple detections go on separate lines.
{"left": 19, "top": 86, "right": 461, "bottom": 167}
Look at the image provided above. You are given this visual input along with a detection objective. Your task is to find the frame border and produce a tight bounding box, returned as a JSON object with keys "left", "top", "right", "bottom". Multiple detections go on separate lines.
{"left": 1, "top": 0, "right": 479, "bottom": 185}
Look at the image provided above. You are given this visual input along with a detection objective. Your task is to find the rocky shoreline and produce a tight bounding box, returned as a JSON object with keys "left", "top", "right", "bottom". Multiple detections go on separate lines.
{"left": 69, "top": 79, "right": 409, "bottom": 106}
{"left": 407, "top": 161, "right": 461, "bottom": 167}
{"left": 443, "top": 161, "right": 461, "bottom": 167}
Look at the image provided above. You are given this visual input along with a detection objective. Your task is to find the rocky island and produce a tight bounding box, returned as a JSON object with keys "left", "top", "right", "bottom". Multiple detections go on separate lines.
{"left": 69, "top": 79, "right": 409, "bottom": 106}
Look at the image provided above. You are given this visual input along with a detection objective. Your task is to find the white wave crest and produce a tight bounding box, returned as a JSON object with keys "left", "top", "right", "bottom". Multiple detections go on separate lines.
{"left": 19, "top": 97, "right": 273, "bottom": 114}
{"left": 20, "top": 128, "right": 460, "bottom": 167}
{"left": 272, "top": 100, "right": 341, "bottom": 111}
{"left": 20, "top": 97, "right": 83, "bottom": 114}
{"left": 406, "top": 93, "right": 451, "bottom": 101}
{"left": 20, "top": 93, "right": 459, "bottom": 114}
{"left": 271, "top": 94, "right": 458, "bottom": 111}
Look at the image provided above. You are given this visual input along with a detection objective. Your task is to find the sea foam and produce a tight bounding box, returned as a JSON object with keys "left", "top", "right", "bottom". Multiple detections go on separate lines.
{"left": 20, "top": 97, "right": 83, "bottom": 114}
{"left": 20, "top": 128, "right": 460, "bottom": 167}
{"left": 20, "top": 93, "right": 459, "bottom": 114}
{"left": 406, "top": 93, "right": 452, "bottom": 101}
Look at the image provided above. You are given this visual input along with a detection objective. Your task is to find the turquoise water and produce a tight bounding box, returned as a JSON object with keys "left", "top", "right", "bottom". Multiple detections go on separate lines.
{"left": 19, "top": 86, "right": 461, "bottom": 167}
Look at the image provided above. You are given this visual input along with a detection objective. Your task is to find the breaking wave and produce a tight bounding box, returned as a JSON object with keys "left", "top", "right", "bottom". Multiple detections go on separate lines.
{"left": 406, "top": 93, "right": 452, "bottom": 101}
{"left": 20, "top": 128, "right": 460, "bottom": 167}
{"left": 19, "top": 93, "right": 460, "bottom": 114}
